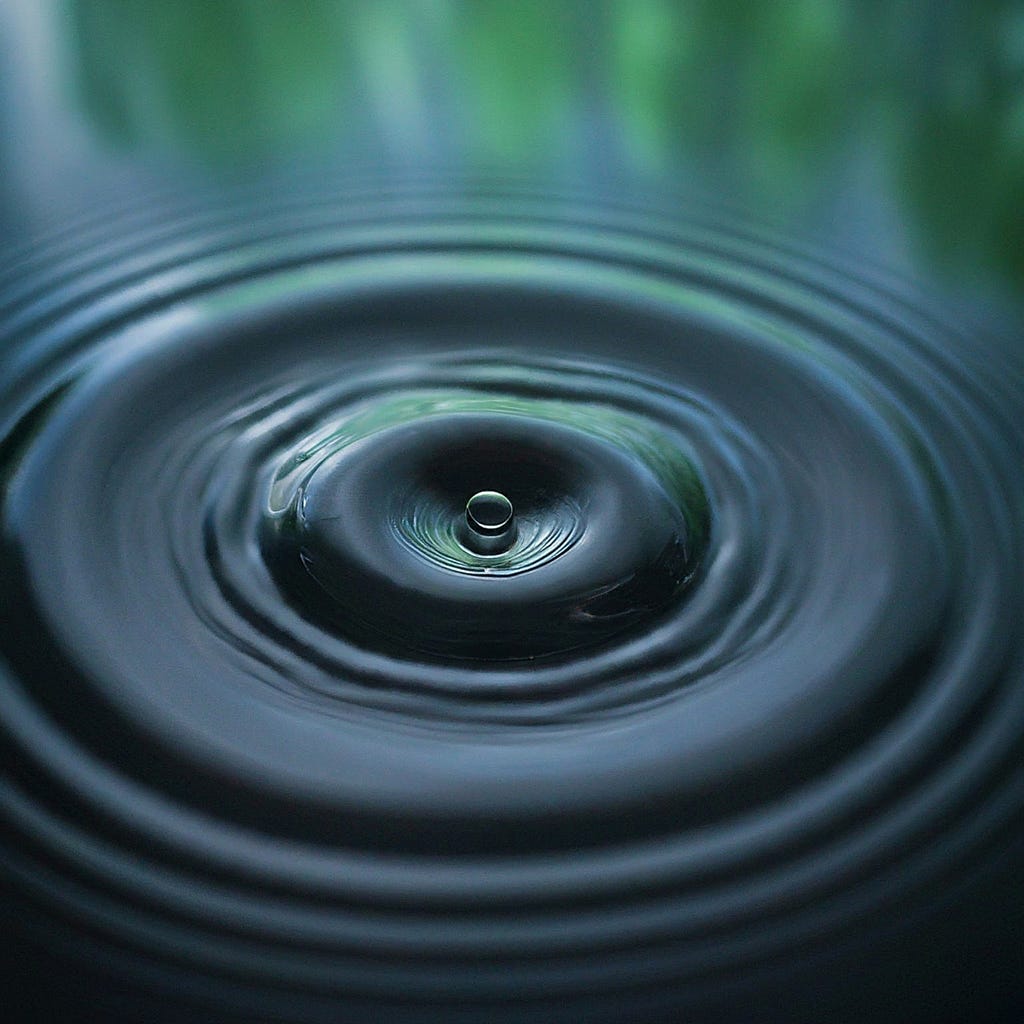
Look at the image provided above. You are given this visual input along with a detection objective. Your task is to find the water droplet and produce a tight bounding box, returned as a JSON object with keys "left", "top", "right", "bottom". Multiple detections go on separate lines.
{"left": 466, "top": 490, "right": 513, "bottom": 532}
{"left": 463, "top": 490, "right": 516, "bottom": 554}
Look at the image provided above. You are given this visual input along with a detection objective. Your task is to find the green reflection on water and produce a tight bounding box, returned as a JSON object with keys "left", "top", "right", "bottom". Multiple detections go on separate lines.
{"left": 60, "top": 0, "right": 1024, "bottom": 288}
{"left": 454, "top": 0, "right": 574, "bottom": 164}
{"left": 68, "top": 0, "right": 347, "bottom": 156}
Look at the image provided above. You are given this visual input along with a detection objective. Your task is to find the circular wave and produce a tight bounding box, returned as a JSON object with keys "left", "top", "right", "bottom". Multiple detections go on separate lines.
{"left": 265, "top": 381, "right": 705, "bottom": 662}
{"left": 1, "top": 184, "right": 1022, "bottom": 1023}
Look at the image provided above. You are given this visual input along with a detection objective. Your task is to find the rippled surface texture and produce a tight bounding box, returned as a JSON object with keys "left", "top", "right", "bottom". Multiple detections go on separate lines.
{"left": 1, "top": 187, "right": 1023, "bottom": 1023}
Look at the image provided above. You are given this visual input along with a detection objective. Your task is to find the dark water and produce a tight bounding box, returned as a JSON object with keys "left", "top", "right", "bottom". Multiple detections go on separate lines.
{"left": 1, "top": 183, "right": 1022, "bottom": 1023}
{"left": 2, "top": 3, "right": 1024, "bottom": 1023}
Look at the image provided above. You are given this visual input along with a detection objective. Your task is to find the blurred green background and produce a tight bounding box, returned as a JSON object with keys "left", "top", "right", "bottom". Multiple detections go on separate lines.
{"left": 1, "top": 0, "right": 1022, "bottom": 299}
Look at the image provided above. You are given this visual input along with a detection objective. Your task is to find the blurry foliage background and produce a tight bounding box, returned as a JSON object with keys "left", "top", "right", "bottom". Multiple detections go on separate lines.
{"left": 2, "top": 0, "right": 1022, "bottom": 297}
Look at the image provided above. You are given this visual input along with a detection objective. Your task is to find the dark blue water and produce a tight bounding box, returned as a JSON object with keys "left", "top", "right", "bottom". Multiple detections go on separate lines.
{"left": 1, "top": 181, "right": 1022, "bottom": 1023}
{"left": 2, "top": 2, "right": 1024, "bottom": 1021}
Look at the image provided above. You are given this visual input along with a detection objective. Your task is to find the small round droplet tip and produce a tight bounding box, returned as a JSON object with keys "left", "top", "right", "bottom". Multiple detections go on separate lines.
{"left": 463, "top": 491, "right": 516, "bottom": 554}
{"left": 466, "top": 490, "right": 514, "bottom": 534}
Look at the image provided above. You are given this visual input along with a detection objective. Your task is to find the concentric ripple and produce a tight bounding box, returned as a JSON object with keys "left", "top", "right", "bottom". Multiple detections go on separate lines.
{"left": 265, "top": 380, "right": 706, "bottom": 661}
{"left": 1, "top": 184, "right": 1022, "bottom": 1023}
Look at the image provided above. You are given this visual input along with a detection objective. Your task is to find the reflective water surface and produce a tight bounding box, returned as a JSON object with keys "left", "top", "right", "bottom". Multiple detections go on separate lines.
{"left": 1, "top": 4, "right": 1022, "bottom": 1023}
